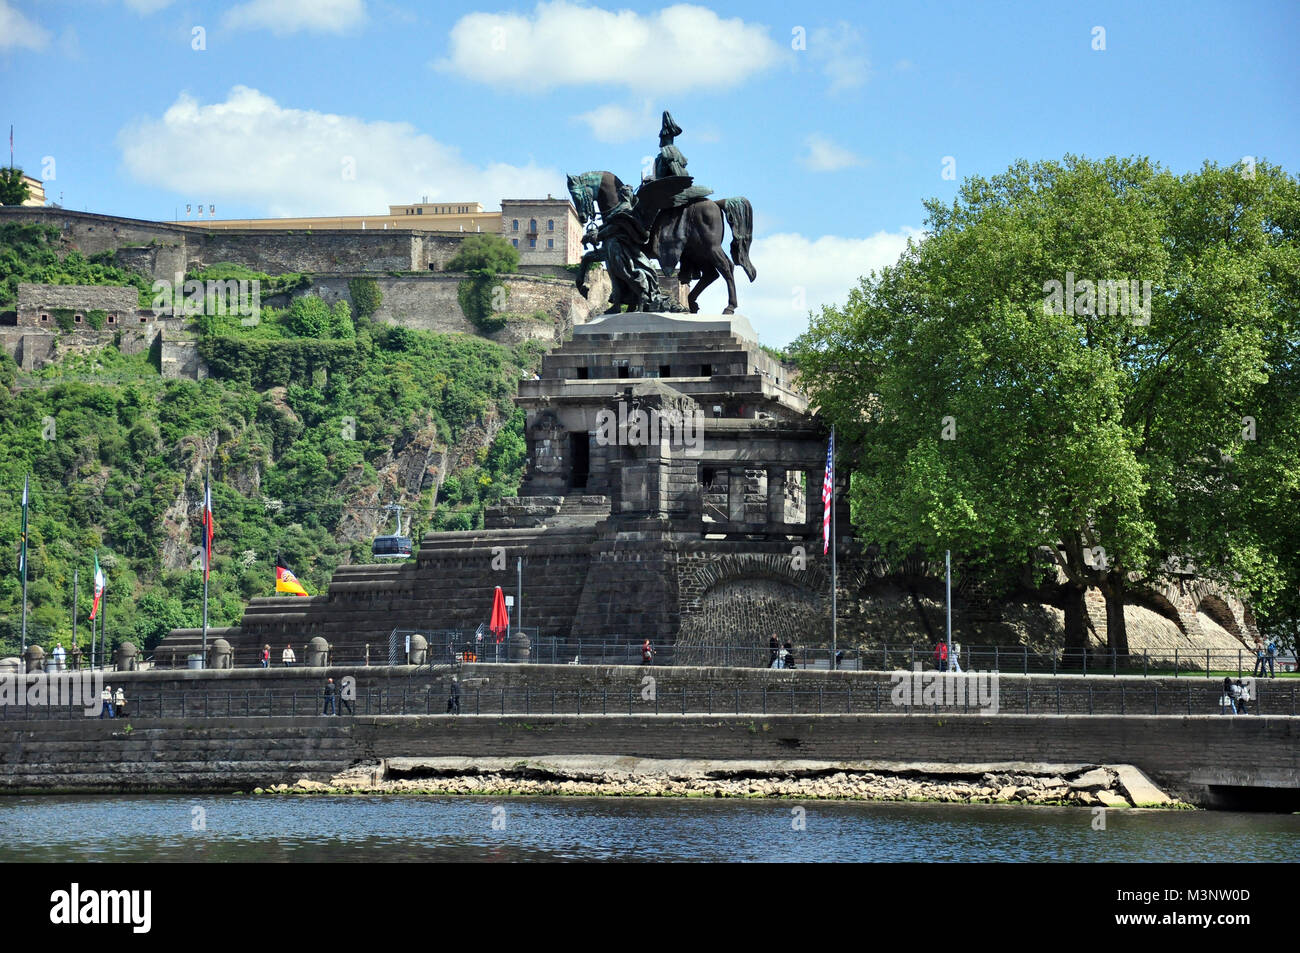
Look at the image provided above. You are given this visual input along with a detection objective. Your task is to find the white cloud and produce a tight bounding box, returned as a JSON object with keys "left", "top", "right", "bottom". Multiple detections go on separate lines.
{"left": 223, "top": 0, "right": 365, "bottom": 35}
{"left": 691, "top": 229, "right": 923, "bottom": 346}
{"left": 118, "top": 86, "right": 560, "bottom": 216}
{"left": 812, "top": 22, "right": 870, "bottom": 91}
{"left": 573, "top": 100, "right": 659, "bottom": 144}
{"left": 0, "top": 0, "right": 51, "bottom": 51}
{"left": 437, "top": 1, "right": 787, "bottom": 93}
{"left": 799, "top": 134, "right": 865, "bottom": 172}
{"left": 123, "top": 0, "right": 175, "bottom": 13}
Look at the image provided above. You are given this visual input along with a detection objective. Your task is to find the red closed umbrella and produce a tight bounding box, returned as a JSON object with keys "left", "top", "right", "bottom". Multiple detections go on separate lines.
{"left": 489, "top": 586, "right": 509, "bottom": 643}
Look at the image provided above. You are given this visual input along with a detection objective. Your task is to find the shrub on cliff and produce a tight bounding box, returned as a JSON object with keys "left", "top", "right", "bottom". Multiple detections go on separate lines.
{"left": 347, "top": 278, "right": 382, "bottom": 320}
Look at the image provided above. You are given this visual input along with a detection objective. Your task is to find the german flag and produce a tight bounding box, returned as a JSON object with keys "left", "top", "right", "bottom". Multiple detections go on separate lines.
{"left": 275, "top": 557, "right": 309, "bottom": 597}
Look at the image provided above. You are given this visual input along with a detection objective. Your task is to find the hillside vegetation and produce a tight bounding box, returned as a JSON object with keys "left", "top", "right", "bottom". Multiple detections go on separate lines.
{"left": 0, "top": 224, "right": 542, "bottom": 657}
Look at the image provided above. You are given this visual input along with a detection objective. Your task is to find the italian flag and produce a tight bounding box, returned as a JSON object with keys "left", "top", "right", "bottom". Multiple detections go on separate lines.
{"left": 90, "top": 552, "right": 106, "bottom": 620}
{"left": 275, "top": 558, "right": 309, "bottom": 597}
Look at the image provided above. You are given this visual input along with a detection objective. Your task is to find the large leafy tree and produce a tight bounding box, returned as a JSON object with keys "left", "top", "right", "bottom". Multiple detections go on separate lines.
{"left": 794, "top": 156, "right": 1300, "bottom": 652}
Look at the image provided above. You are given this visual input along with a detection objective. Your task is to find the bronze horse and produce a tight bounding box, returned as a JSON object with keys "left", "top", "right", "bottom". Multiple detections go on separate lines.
{"left": 568, "top": 171, "right": 756, "bottom": 314}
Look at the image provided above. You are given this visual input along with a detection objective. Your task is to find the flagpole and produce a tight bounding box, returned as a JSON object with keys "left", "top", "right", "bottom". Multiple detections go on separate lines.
{"left": 72, "top": 567, "right": 78, "bottom": 662}
{"left": 830, "top": 426, "right": 837, "bottom": 672}
{"left": 202, "top": 463, "right": 210, "bottom": 668}
{"left": 20, "top": 474, "right": 29, "bottom": 653}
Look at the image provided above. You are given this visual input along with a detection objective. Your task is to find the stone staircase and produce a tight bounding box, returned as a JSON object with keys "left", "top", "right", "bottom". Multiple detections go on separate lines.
{"left": 551, "top": 493, "right": 610, "bottom": 527}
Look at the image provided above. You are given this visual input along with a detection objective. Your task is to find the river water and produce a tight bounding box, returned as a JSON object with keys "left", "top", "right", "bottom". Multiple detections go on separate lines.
{"left": 1, "top": 795, "right": 1296, "bottom": 862}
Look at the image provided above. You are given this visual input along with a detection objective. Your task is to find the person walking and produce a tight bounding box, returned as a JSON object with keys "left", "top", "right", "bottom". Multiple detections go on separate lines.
{"left": 769, "top": 634, "right": 780, "bottom": 669}
{"left": 339, "top": 677, "right": 355, "bottom": 715}
{"left": 261, "top": 644, "right": 271, "bottom": 669}
{"left": 99, "top": 684, "right": 114, "bottom": 719}
{"left": 951, "top": 642, "right": 963, "bottom": 673}
{"left": 322, "top": 677, "right": 337, "bottom": 716}
{"left": 282, "top": 643, "right": 296, "bottom": 667}
{"left": 1220, "top": 677, "right": 1237, "bottom": 715}
{"left": 69, "top": 642, "right": 82, "bottom": 671}
{"left": 641, "top": 639, "right": 654, "bottom": 666}
{"left": 447, "top": 678, "right": 461, "bottom": 714}
{"left": 114, "top": 686, "right": 127, "bottom": 719}
{"left": 51, "top": 642, "right": 66, "bottom": 672}
{"left": 782, "top": 641, "right": 796, "bottom": 670}
{"left": 1265, "top": 638, "right": 1277, "bottom": 678}
{"left": 934, "top": 641, "right": 949, "bottom": 672}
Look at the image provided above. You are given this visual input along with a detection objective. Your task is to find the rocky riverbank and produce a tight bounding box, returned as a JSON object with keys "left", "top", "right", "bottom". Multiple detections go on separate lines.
{"left": 255, "top": 756, "right": 1185, "bottom": 808}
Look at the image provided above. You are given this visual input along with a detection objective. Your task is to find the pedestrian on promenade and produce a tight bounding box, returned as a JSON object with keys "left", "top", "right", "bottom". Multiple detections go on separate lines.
{"left": 100, "top": 684, "right": 114, "bottom": 719}
{"left": 282, "top": 643, "right": 296, "bottom": 667}
{"left": 114, "top": 686, "right": 127, "bottom": 718}
{"left": 951, "top": 642, "right": 963, "bottom": 673}
{"left": 1265, "top": 638, "right": 1277, "bottom": 678}
{"left": 69, "top": 642, "right": 81, "bottom": 671}
{"left": 447, "top": 678, "right": 461, "bottom": 714}
{"left": 1253, "top": 639, "right": 1267, "bottom": 677}
{"left": 51, "top": 643, "right": 66, "bottom": 672}
{"left": 769, "top": 634, "right": 780, "bottom": 668}
{"left": 261, "top": 644, "right": 271, "bottom": 668}
{"left": 934, "top": 641, "right": 949, "bottom": 672}
{"left": 1220, "top": 677, "right": 1237, "bottom": 715}
{"left": 782, "top": 641, "right": 796, "bottom": 670}
{"left": 323, "top": 677, "right": 337, "bottom": 715}
{"left": 641, "top": 639, "right": 654, "bottom": 666}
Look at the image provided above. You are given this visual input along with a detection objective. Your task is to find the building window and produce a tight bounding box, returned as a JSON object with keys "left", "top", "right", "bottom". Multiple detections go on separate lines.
{"left": 40, "top": 313, "right": 49, "bottom": 322}
{"left": 512, "top": 239, "right": 518, "bottom": 247}
{"left": 547, "top": 239, "right": 553, "bottom": 249}
{"left": 530, "top": 219, "right": 537, "bottom": 231}
{"left": 574, "top": 366, "right": 588, "bottom": 380}
{"left": 659, "top": 364, "right": 671, "bottom": 377}
{"left": 547, "top": 219, "right": 554, "bottom": 231}
{"left": 701, "top": 363, "right": 712, "bottom": 377}
{"left": 107, "top": 314, "right": 116, "bottom": 324}
{"left": 529, "top": 237, "right": 536, "bottom": 248}
{"left": 512, "top": 220, "right": 519, "bottom": 231}
{"left": 416, "top": 208, "right": 423, "bottom": 215}
{"left": 74, "top": 313, "right": 83, "bottom": 323}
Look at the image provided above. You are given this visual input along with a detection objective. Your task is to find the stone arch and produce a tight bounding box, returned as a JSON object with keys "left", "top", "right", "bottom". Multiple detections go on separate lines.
{"left": 677, "top": 553, "right": 830, "bottom": 658}
{"left": 1128, "top": 589, "right": 1187, "bottom": 634}
{"left": 1196, "top": 593, "right": 1243, "bottom": 643}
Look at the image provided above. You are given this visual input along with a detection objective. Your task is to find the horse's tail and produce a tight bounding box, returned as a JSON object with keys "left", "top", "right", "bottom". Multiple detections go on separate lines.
{"left": 719, "top": 197, "right": 756, "bottom": 282}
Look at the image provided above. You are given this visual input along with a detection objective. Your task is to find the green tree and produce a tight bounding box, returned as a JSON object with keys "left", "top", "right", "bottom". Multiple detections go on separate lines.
{"left": 446, "top": 233, "right": 519, "bottom": 275}
{"left": 795, "top": 156, "right": 1300, "bottom": 653}
{"left": 0, "top": 168, "right": 31, "bottom": 206}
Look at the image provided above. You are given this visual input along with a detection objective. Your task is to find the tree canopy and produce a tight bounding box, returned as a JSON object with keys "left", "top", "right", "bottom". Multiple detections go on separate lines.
{"left": 794, "top": 155, "right": 1300, "bottom": 652}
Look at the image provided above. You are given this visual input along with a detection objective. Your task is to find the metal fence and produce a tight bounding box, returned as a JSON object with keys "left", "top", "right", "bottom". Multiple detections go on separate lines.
{"left": 4, "top": 680, "right": 1296, "bottom": 720}
{"left": 129, "top": 636, "right": 1297, "bottom": 678}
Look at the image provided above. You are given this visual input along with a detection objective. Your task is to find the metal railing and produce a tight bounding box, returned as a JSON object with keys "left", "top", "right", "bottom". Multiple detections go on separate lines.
{"left": 122, "top": 638, "right": 1297, "bottom": 678}
{"left": 3, "top": 681, "right": 1295, "bottom": 720}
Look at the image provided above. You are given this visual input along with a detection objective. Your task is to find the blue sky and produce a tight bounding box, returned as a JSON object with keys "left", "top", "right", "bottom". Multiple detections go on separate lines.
{"left": 3, "top": 0, "right": 1298, "bottom": 344}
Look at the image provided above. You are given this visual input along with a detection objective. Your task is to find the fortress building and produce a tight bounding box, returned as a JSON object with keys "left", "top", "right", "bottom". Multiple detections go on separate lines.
{"left": 167, "top": 196, "right": 585, "bottom": 266}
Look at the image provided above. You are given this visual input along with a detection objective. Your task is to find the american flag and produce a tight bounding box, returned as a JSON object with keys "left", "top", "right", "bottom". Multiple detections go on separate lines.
{"left": 822, "top": 428, "right": 834, "bottom": 554}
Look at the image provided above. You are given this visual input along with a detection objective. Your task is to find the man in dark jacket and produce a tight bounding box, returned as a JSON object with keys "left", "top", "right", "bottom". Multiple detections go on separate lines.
{"left": 323, "top": 677, "right": 337, "bottom": 716}
{"left": 769, "top": 634, "right": 780, "bottom": 668}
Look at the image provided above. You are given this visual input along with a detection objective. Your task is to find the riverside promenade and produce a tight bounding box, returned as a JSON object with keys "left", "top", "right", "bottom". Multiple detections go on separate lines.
{"left": 1, "top": 663, "right": 1296, "bottom": 809}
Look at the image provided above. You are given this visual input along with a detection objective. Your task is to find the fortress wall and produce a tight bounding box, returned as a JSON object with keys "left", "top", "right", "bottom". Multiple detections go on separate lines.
{"left": 189, "top": 229, "right": 419, "bottom": 274}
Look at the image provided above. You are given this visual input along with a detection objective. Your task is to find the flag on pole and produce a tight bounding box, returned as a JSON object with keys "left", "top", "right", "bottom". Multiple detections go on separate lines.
{"left": 275, "top": 558, "right": 309, "bottom": 597}
{"left": 90, "top": 552, "right": 106, "bottom": 620}
{"left": 201, "top": 474, "right": 214, "bottom": 581}
{"left": 822, "top": 429, "right": 835, "bottom": 555}
{"left": 18, "top": 474, "right": 28, "bottom": 574}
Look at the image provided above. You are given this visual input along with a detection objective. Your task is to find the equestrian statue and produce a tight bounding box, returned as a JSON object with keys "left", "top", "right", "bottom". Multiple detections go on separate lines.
{"left": 567, "top": 111, "right": 756, "bottom": 315}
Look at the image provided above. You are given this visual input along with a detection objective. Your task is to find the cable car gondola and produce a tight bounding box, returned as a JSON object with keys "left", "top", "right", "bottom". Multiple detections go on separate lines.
{"left": 373, "top": 504, "right": 413, "bottom": 560}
